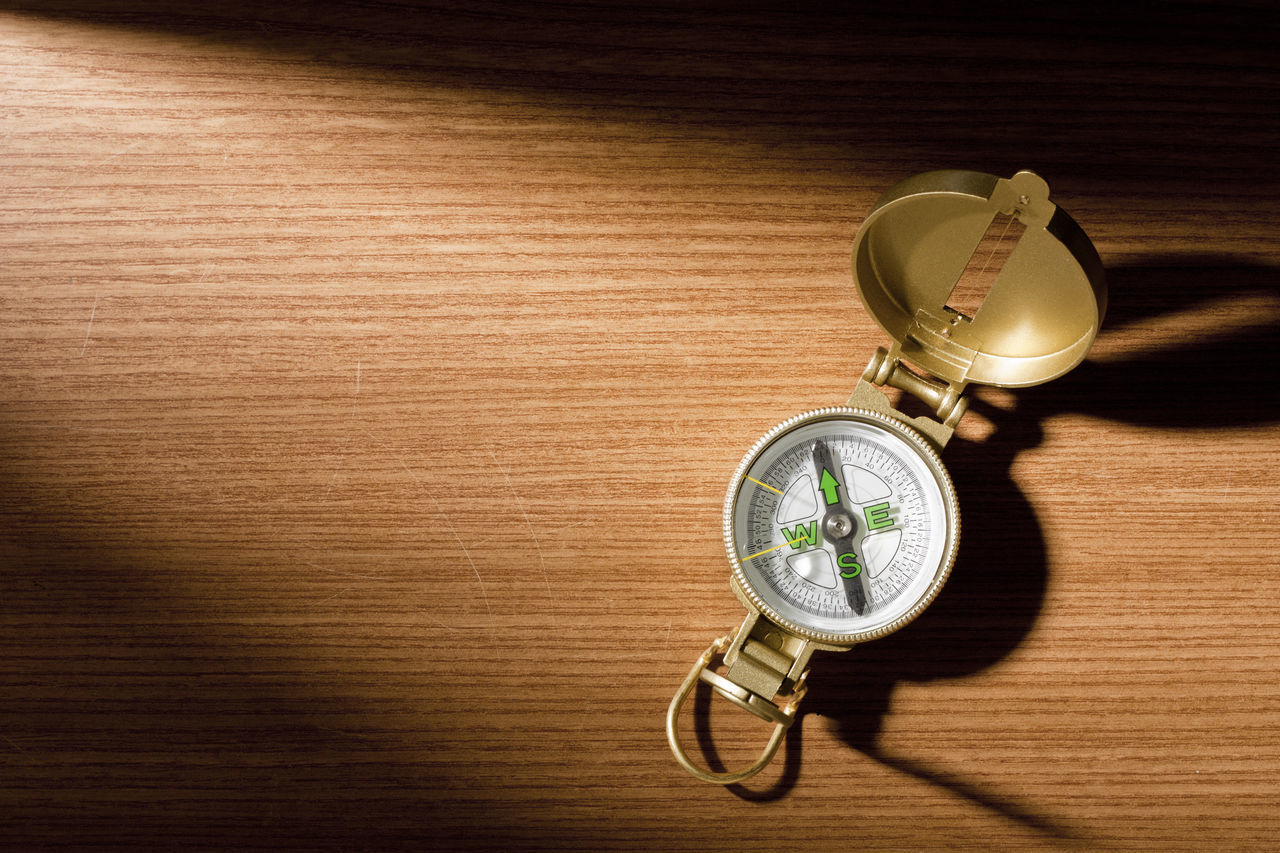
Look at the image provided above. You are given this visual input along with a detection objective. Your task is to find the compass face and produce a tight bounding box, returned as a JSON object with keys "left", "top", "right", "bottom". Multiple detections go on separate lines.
{"left": 724, "top": 408, "right": 959, "bottom": 643}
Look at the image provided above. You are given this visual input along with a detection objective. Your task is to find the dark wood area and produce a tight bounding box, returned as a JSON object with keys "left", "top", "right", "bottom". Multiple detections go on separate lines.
{"left": 2, "top": 3, "right": 1278, "bottom": 850}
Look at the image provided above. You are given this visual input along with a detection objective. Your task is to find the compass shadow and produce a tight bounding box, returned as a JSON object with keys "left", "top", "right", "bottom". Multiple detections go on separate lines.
{"left": 723, "top": 258, "right": 1280, "bottom": 830}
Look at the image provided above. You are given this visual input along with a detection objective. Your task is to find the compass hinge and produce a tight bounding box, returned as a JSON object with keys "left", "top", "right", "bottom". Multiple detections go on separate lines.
{"left": 721, "top": 612, "right": 814, "bottom": 701}
{"left": 849, "top": 346, "right": 968, "bottom": 450}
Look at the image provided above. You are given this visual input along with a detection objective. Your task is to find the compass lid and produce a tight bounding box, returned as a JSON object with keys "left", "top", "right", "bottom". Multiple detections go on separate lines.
{"left": 852, "top": 170, "right": 1106, "bottom": 389}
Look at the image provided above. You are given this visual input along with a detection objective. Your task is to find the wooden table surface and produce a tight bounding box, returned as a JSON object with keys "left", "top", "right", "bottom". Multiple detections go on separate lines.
{"left": 2, "top": 3, "right": 1278, "bottom": 850}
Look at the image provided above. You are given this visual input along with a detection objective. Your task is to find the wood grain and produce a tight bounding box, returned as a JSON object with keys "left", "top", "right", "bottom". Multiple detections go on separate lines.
{"left": 2, "top": 3, "right": 1278, "bottom": 850}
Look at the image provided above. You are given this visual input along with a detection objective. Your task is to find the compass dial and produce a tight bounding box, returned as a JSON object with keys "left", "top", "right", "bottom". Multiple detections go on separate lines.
{"left": 724, "top": 408, "right": 959, "bottom": 643}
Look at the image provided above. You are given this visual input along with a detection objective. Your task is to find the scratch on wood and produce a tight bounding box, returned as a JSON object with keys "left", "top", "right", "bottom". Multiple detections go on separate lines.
{"left": 318, "top": 585, "right": 355, "bottom": 604}
{"left": 78, "top": 295, "right": 98, "bottom": 357}
{"left": 549, "top": 519, "right": 591, "bottom": 535}
{"left": 368, "top": 430, "right": 496, "bottom": 639}
{"left": 489, "top": 445, "right": 555, "bottom": 609}
{"left": 322, "top": 467, "right": 342, "bottom": 499}
{"left": 29, "top": 139, "right": 147, "bottom": 220}
{"left": 302, "top": 560, "right": 382, "bottom": 582}
{"left": 422, "top": 613, "right": 459, "bottom": 632}
{"left": 322, "top": 361, "right": 362, "bottom": 500}
{"left": 611, "top": 621, "right": 676, "bottom": 661}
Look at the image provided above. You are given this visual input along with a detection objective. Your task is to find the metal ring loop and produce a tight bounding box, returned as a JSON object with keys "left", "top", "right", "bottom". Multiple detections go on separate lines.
{"left": 665, "top": 635, "right": 798, "bottom": 785}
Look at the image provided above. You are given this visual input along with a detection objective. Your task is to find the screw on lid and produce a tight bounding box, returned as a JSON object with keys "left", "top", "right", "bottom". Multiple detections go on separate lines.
{"left": 852, "top": 170, "right": 1106, "bottom": 389}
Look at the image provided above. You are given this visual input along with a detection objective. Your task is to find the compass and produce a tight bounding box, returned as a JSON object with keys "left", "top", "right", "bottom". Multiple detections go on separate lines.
{"left": 667, "top": 169, "right": 1106, "bottom": 784}
{"left": 726, "top": 407, "right": 957, "bottom": 643}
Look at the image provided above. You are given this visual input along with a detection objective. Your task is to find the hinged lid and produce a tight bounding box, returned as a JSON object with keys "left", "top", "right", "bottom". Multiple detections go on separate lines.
{"left": 851, "top": 170, "right": 1106, "bottom": 388}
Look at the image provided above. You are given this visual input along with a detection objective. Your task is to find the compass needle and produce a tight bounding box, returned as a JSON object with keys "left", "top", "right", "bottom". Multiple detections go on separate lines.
{"left": 667, "top": 169, "right": 1105, "bottom": 784}
{"left": 811, "top": 439, "right": 873, "bottom": 614}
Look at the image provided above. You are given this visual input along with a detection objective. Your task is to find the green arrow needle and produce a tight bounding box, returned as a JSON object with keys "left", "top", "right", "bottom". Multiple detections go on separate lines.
{"left": 819, "top": 467, "right": 840, "bottom": 505}
{"left": 813, "top": 439, "right": 871, "bottom": 616}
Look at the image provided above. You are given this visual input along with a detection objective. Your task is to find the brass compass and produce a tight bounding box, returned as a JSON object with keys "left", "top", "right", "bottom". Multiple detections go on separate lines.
{"left": 667, "top": 169, "right": 1106, "bottom": 784}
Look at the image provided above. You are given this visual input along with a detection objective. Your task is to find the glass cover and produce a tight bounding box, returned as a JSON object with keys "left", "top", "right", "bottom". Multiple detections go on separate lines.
{"left": 725, "top": 409, "right": 958, "bottom": 641}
